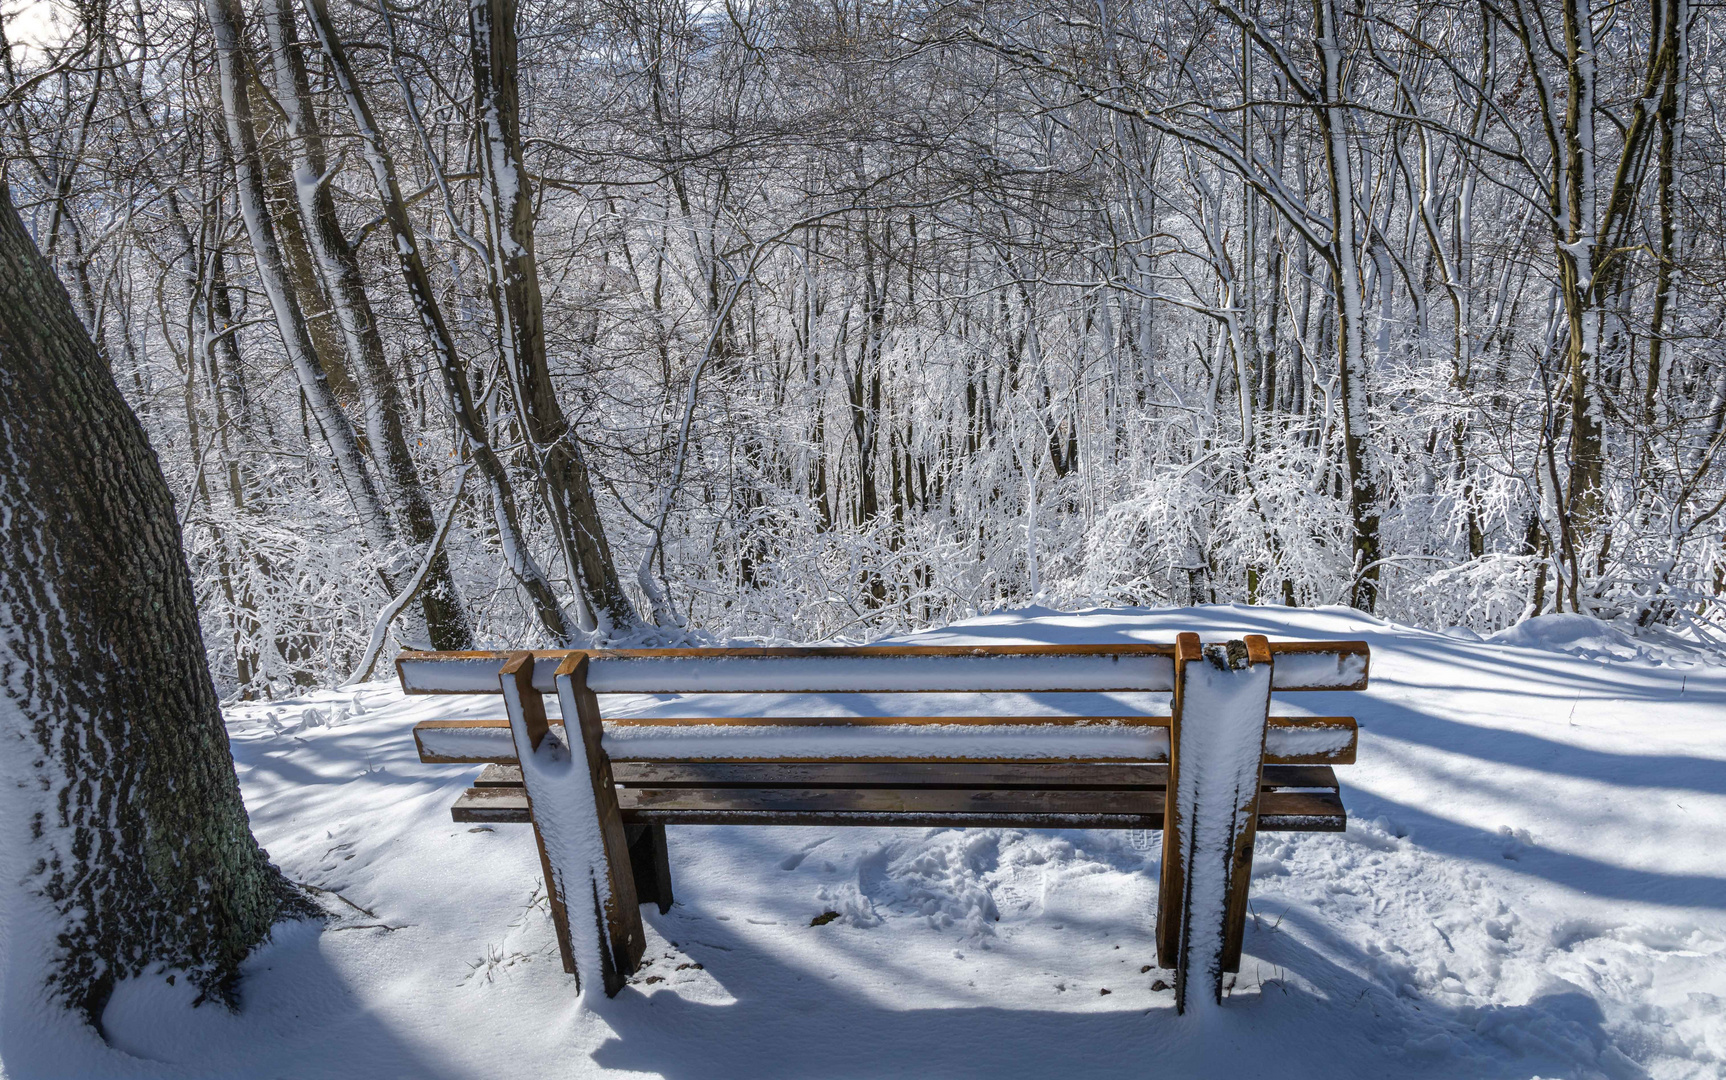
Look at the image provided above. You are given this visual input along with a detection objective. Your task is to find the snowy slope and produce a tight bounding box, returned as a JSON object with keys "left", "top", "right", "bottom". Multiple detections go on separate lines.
{"left": 6, "top": 605, "right": 1725, "bottom": 1079}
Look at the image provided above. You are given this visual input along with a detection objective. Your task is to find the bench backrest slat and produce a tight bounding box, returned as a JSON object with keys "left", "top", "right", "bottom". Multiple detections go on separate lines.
{"left": 586, "top": 654, "right": 1171, "bottom": 694}
{"left": 400, "top": 647, "right": 1173, "bottom": 695}
{"left": 410, "top": 714, "right": 1357, "bottom": 766}
{"left": 397, "top": 641, "right": 1367, "bottom": 696}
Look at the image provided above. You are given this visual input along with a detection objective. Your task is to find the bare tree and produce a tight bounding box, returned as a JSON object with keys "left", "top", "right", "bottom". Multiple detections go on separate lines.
{"left": 471, "top": 0, "right": 637, "bottom": 634}
{"left": 1, "top": 0, "right": 1719, "bottom": 685}
{"left": 258, "top": 0, "right": 473, "bottom": 649}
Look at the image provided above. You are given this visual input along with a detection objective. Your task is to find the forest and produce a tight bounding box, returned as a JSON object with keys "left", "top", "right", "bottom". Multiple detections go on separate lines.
{"left": 4, "top": 0, "right": 1721, "bottom": 696}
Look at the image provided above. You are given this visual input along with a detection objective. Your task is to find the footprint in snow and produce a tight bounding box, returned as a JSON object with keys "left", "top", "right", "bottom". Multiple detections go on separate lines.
{"left": 779, "top": 837, "right": 833, "bottom": 871}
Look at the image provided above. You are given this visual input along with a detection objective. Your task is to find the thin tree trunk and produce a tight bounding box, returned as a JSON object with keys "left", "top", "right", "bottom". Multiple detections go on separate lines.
{"left": 260, "top": 0, "right": 472, "bottom": 650}
{"left": 470, "top": 0, "right": 637, "bottom": 636}
{"left": 303, "top": 0, "right": 578, "bottom": 643}
{"left": 1559, "top": 0, "right": 1603, "bottom": 546}
{"left": 202, "top": 0, "right": 402, "bottom": 591}
{"left": 251, "top": 73, "right": 356, "bottom": 411}
{"left": 1645, "top": 0, "right": 1687, "bottom": 431}
{"left": 1314, "top": 0, "right": 1382, "bottom": 610}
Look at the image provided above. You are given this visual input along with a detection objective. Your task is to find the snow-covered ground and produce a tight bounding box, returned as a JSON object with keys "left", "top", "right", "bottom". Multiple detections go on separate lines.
{"left": 12, "top": 606, "right": 1726, "bottom": 1079}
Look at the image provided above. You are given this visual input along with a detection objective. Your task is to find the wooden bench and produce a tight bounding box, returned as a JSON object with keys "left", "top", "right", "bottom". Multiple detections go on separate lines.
{"left": 397, "top": 634, "right": 1369, "bottom": 1013}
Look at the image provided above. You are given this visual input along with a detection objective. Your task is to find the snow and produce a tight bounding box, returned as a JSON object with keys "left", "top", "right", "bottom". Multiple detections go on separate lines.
{"left": 588, "top": 653, "right": 1176, "bottom": 694}
{"left": 601, "top": 721, "right": 1171, "bottom": 762}
{"left": 1487, "top": 612, "right": 1687, "bottom": 664}
{"left": 1262, "top": 720, "right": 1356, "bottom": 760}
{"left": 399, "top": 653, "right": 1179, "bottom": 695}
{"left": 503, "top": 669, "right": 616, "bottom": 999}
{"left": 0, "top": 692, "right": 116, "bottom": 1078}
{"left": 414, "top": 720, "right": 521, "bottom": 761}
{"left": 1267, "top": 648, "right": 1368, "bottom": 689}
{"left": 5, "top": 604, "right": 1726, "bottom": 1078}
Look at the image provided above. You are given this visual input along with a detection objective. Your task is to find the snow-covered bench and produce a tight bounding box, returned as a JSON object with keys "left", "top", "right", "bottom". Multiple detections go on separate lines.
{"left": 396, "top": 635, "right": 1368, "bottom": 1012}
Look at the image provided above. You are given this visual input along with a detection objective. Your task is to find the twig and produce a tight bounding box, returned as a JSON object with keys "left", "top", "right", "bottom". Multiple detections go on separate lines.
{"left": 343, "top": 462, "right": 471, "bottom": 686}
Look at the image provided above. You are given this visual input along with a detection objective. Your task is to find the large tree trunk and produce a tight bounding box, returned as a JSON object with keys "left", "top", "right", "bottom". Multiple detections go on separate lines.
{"left": 470, "top": 0, "right": 637, "bottom": 636}
{"left": 0, "top": 184, "right": 304, "bottom": 1028}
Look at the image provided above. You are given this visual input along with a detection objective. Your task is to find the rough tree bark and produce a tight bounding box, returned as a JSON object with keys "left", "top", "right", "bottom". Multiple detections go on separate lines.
{"left": 0, "top": 184, "right": 306, "bottom": 1026}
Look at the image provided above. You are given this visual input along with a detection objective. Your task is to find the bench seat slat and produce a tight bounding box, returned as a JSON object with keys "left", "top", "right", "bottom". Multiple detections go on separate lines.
{"left": 465, "top": 762, "right": 1338, "bottom": 791}
{"left": 612, "top": 761, "right": 1339, "bottom": 790}
{"left": 447, "top": 786, "right": 1345, "bottom": 832}
{"left": 622, "top": 785, "right": 1342, "bottom": 821}
{"left": 449, "top": 786, "right": 535, "bottom": 823}
{"left": 625, "top": 809, "right": 1343, "bottom": 831}
{"left": 603, "top": 722, "right": 1169, "bottom": 763}
{"left": 606, "top": 713, "right": 1170, "bottom": 727}
{"left": 474, "top": 763, "right": 523, "bottom": 787}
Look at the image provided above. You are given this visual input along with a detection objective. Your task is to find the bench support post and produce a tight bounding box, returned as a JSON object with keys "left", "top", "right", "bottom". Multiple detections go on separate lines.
{"left": 1160, "top": 634, "right": 1274, "bottom": 1014}
{"left": 625, "top": 824, "right": 675, "bottom": 914}
{"left": 500, "top": 652, "right": 645, "bottom": 997}
{"left": 498, "top": 654, "right": 578, "bottom": 976}
{"left": 1155, "top": 633, "right": 1200, "bottom": 970}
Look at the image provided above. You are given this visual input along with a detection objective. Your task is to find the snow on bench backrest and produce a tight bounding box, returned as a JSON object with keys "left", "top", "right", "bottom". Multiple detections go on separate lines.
{"left": 395, "top": 641, "right": 1367, "bottom": 696}
{"left": 1263, "top": 642, "right": 1371, "bottom": 690}
{"left": 399, "top": 646, "right": 1174, "bottom": 694}
{"left": 402, "top": 640, "right": 1366, "bottom": 765}
{"left": 410, "top": 713, "right": 1358, "bottom": 764}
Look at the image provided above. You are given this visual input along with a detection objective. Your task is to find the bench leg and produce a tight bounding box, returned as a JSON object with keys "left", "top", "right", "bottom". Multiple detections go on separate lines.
{"left": 529, "top": 823, "right": 579, "bottom": 974}
{"left": 1164, "top": 634, "right": 1273, "bottom": 1014}
{"left": 501, "top": 653, "right": 645, "bottom": 997}
{"left": 1155, "top": 633, "right": 1199, "bottom": 971}
{"left": 626, "top": 823, "right": 675, "bottom": 914}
